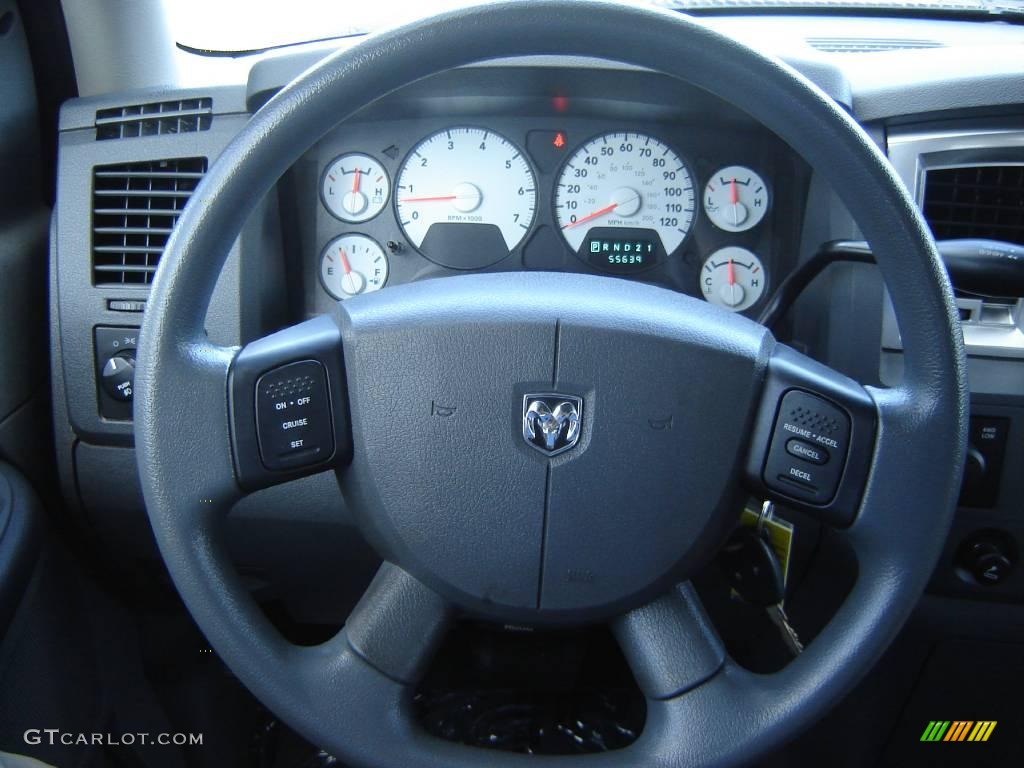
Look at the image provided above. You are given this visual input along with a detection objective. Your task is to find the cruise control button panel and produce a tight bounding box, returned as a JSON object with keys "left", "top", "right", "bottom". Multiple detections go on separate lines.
{"left": 763, "top": 390, "right": 851, "bottom": 505}
{"left": 255, "top": 360, "right": 334, "bottom": 470}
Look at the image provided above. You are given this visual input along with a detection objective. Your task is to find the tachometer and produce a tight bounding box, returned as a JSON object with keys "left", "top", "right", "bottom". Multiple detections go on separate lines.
{"left": 555, "top": 132, "right": 695, "bottom": 261}
{"left": 395, "top": 127, "right": 536, "bottom": 269}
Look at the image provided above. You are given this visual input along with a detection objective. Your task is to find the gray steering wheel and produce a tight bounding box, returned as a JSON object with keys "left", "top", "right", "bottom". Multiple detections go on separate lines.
{"left": 133, "top": 2, "right": 968, "bottom": 766}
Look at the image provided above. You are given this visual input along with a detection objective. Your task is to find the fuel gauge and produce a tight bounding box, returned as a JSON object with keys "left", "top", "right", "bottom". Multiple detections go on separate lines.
{"left": 319, "top": 234, "right": 389, "bottom": 300}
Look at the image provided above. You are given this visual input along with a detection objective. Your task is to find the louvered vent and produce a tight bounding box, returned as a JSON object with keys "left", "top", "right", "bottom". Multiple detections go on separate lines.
{"left": 924, "top": 166, "right": 1024, "bottom": 246}
{"left": 95, "top": 98, "right": 213, "bottom": 141}
{"left": 91, "top": 158, "right": 207, "bottom": 286}
{"left": 807, "top": 37, "right": 943, "bottom": 53}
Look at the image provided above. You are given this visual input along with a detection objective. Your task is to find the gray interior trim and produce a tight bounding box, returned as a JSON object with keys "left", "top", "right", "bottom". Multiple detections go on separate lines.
{"left": 884, "top": 122, "right": 1024, "bottom": 364}
{"left": 59, "top": 84, "right": 249, "bottom": 131}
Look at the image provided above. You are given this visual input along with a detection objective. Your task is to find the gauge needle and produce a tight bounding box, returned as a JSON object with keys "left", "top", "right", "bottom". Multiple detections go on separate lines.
{"left": 338, "top": 247, "right": 365, "bottom": 295}
{"left": 561, "top": 202, "right": 620, "bottom": 230}
{"left": 727, "top": 258, "right": 736, "bottom": 286}
{"left": 400, "top": 194, "right": 459, "bottom": 202}
{"left": 730, "top": 178, "right": 738, "bottom": 205}
{"left": 352, "top": 169, "right": 361, "bottom": 194}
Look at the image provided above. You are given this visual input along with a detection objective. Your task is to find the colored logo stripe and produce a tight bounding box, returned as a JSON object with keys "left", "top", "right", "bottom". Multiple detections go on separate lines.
{"left": 920, "top": 720, "right": 996, "bottom": 742}
{"left": 921, "top": 722, "right": 950, "bottom": 741}
{"left": 944, "top": 721, "right": 973, "bottom": 741}
{"left": 968, "top": 721, "right": 997, "bottom": 742}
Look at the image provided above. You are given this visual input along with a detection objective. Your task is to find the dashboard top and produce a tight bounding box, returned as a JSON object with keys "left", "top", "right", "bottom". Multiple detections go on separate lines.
{"left": 59, "top": 10, "right": 1024, "bottom": 126}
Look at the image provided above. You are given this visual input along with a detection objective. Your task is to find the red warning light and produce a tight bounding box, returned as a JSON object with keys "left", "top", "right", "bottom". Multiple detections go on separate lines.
{"left": 552, "top": 95, "right": 569, "bottom": 113}
{"left": 553, "top": 132, "right": 567, "bottom": 149}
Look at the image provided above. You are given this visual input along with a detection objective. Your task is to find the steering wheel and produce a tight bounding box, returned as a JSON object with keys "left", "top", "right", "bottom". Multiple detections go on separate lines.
{"left": 134, "top": 2, "right": 967, "bottom": 766}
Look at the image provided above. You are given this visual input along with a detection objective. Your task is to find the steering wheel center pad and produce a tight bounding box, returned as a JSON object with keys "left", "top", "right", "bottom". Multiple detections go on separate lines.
{"left": 339, "top": 272, "right": 771, "bottom": 620}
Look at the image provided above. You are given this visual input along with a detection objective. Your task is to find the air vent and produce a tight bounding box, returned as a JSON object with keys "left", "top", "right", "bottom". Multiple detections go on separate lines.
{"left": 807, "top": 37, "right": 943, "bottom": 53}
{"left": 95, "top": 98, "right": 213, "bottom": 141}
{"left": 924, "top": 165, "right": 1024, "bottom": 245}
{"left": 91, "top": 158, "right": 207, "bottom": 286}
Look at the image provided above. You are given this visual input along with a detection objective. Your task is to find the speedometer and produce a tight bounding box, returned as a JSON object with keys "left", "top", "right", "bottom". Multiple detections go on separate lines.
{"left": 395, "top": 127, "right": 536, "bottom": 270}
{"left": 554, "top": 132, "right": 695, "bottom": 263}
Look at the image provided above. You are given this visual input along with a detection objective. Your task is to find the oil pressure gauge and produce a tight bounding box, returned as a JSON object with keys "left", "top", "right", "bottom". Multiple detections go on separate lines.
{"left": 319, "top": 234, "right": 389, "bottom": 300}
{"left": 321, "top": 153, "right": 390, "bottom": 223}
{"left": 700, "top": 246, "right": 766, "bottom": 312}
{"left": 703, "top": 165, "right": 768, "bottom": 232}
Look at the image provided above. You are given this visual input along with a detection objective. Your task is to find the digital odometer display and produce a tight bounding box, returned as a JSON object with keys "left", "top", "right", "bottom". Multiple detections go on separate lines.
{"left": 586, "top": 236, "right": 657, "bottom": 272}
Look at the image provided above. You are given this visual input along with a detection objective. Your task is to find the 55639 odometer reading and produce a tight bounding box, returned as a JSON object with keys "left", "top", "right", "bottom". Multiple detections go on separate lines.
{"left": 554, "top": 132, "right": 695, "bottom": 258}
{"left": 586, "top": 235, "right": 657, "bottom": 272}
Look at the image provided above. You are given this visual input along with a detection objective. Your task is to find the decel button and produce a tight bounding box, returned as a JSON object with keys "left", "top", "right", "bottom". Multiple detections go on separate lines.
{"left": 255, "top": 360, "right": 334, "bottom": 471}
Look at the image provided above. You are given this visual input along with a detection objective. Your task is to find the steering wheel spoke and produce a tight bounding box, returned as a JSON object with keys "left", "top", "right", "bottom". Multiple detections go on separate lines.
{"left": 272, "top": 564, "right": 459, "bottom": 766}
{"left": 344, "top": 562, "right": 454, "bottom": 684}
{"left": 613, "top": 582, "right": 725, "bottom": 700}
{"left": 610, "top": 583, "right": 809, "bottom": 765}
{"left": 743, "top": 344, "right": 878, "bottom": 528}
{"left": 228, "top": 313, "right": 353, "bottom": 491}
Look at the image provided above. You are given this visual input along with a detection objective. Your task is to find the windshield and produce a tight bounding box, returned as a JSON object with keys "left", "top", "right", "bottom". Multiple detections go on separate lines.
{"left": 166, "top": 0, "right": 502, "bottom": 54}
{"left": 165, "top": 0, "right": 1024, "bottom": 54}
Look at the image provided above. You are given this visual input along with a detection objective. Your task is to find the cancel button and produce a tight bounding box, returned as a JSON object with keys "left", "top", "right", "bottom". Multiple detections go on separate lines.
{"left": 786, "top": 438, "right": 829, "bottom": 465}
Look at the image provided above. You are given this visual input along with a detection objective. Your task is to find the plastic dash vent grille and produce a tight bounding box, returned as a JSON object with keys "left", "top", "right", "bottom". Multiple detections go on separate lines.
{"left": 924, "top": 166, "right": 1024, "bottom": 246}
{"left": 806, "top": 37, "right": 943, "bottom": 53}
{"left": 91, "top": 158, "right": 207, "bottom": 286}
{"left": 95, "top": 98, "right": 213, "bottom": 140}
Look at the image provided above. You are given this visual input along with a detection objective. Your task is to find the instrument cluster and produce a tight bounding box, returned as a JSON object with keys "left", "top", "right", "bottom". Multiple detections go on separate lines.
{"left": 304, "top": 116, "right": 802, "bottom": 318}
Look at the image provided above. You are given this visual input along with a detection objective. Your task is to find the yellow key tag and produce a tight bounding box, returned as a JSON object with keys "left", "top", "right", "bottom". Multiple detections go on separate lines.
{"left": 739, "top": 505, "right": 795, "bottom": 589}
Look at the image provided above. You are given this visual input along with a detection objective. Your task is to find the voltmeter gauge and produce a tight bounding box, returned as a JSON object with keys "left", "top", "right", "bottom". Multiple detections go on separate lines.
{"left": 319, "top": 234, "right": 389, "bottom": 300}
{"left": 700, "top": 246, "right": 766, "bottom": 312}
{"left": 703, "top": 165, "right": 768, "bottom": 232}
{"left": 321, "top": 153, "right": 390, "bottom": 223}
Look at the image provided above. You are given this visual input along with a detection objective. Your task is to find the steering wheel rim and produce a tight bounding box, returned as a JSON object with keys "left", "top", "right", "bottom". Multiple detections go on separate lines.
{"left": 133, "top": 2, "right": 968, "bottom": 766}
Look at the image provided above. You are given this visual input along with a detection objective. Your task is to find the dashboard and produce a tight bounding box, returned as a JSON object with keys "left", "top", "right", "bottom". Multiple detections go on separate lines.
{"left": 287, "top": 70, "right": 809, "bottom": 320}
{"left": 45, "top": 16, "right": 1024, "bottom": 621}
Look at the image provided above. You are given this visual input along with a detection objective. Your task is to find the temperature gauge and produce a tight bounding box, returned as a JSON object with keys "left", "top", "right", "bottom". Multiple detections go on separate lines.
{"left": 319, "top": 234, "right": 389, "bottom": 300}
{"left": 321, "top": 153, "right": 390, "bottom": 223}
{"left": 700, "top": 246, "right": 766, "bottom": 312}
{"left": 703, "top": 165, "right": 768, "bottom": 232}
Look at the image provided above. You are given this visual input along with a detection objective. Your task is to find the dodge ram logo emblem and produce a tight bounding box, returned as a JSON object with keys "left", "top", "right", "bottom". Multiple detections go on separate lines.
{"left": 523, "top": 394, "right": 583, "bottom": 456}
